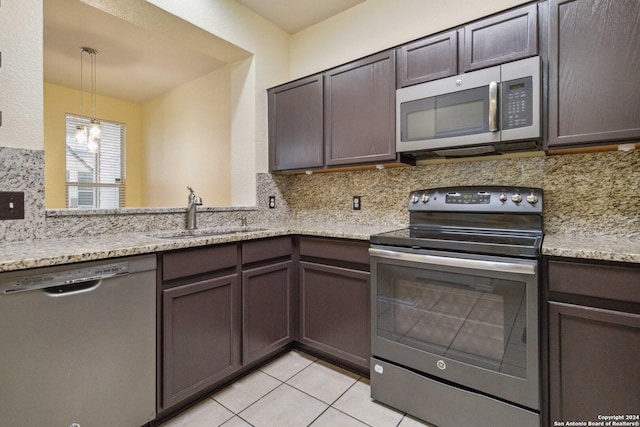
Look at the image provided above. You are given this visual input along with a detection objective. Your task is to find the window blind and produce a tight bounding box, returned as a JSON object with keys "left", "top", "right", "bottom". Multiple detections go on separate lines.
{"left": 65, "top": 114, "right": 126, "bottom": 209}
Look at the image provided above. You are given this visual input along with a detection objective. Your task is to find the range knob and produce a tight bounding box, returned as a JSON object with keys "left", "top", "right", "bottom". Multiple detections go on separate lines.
{"left": 411, "top": 194, "right": 420, "bottom": 204}
{"left": 526, "top": 192, "right": 539, "bottom": 205}
{"left": 499, "top": 193, "right": 507, "bottom": 203}
{"left": 421, "top": 194, "right": 430, "bottom": 203}
{"left": 511, "top": 193, "right": 522, "bottom": 204}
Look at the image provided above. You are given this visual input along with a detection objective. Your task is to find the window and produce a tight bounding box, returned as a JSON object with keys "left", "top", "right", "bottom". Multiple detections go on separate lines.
{"left": 65, "top": 114, "right": 126, "bottom": 209}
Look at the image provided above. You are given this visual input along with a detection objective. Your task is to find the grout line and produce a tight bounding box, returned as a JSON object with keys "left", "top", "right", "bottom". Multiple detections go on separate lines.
{"left": 211, "top": 375, "right": 285, "bottom": 419}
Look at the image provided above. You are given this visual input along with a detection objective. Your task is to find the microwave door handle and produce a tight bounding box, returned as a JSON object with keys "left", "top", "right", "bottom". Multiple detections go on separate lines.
{"left": 489, "top": 81, "right": 498, "bottom": 132}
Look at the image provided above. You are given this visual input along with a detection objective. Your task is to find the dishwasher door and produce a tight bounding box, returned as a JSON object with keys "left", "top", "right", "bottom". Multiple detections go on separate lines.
{"left": 0, "top": 254, "right": 157, "bottom": 427}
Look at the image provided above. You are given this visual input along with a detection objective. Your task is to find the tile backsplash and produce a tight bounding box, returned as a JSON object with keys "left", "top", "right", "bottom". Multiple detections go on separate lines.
{"left": 1, "top": 146, "right": 638, "bottom": 241}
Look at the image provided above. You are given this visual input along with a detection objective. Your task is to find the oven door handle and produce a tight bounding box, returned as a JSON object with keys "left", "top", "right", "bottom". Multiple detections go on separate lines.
{"left": 369, "top": 248, "right": 536, "bottom": 275}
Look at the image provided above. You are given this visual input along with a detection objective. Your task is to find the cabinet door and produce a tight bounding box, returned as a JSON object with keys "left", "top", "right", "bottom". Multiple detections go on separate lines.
{"left": 548, "top": 302, "right": 640, "bottom": 422}
{"left": 162, "top": 274, "right": 240, "bottom": 409}
{"left": 462, "top": 4, "right": 538, "bottom": 72}
{"left": 299, "top": 261, "right": 370, "bottom": 370}
{"left": 396, "top": 30, "right": 458, "bottom": 88}
{"left": 268, "top": 74, "right": 324, "bottom": 171}
{"left": 547, "top": 0, "right": 640, "bottom": 147}
{"left": 324, "top": 50, "right": 396, "bottom": 166}
{"left": 242, "top": 260, "right": 294, "bottom": 364}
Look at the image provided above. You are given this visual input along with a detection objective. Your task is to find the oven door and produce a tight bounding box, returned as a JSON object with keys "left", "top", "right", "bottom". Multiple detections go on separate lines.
{"left": 369, "top": 246, "right": 539, "bottom": 410}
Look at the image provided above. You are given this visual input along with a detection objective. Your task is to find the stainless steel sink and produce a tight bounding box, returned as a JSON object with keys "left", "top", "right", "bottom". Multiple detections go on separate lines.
{"left": 149, "top": 227, "right": 266, "bottom": 239}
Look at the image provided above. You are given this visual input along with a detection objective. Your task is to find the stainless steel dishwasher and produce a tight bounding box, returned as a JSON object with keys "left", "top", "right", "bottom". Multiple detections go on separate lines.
{"left": 0, "top": 254, "right": 157, "bottom": 427}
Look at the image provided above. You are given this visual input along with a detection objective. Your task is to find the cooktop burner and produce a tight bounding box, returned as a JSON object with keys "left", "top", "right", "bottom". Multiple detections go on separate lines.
{"left": 371, "top": 186, "right": 544, "bottom": 258}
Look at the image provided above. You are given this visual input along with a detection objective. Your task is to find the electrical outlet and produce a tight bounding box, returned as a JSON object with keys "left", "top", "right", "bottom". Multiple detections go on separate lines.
{"left": 353, "top": 196, "right": 361, "bottom": 210}
{"left": 0, "top": 192, "right": 25, "bottom": 220}
{"left": 268, "top": 196, "right": 276, "bottom": 209}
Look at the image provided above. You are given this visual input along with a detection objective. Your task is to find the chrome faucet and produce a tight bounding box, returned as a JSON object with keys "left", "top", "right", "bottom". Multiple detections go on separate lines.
{"left": 186, "top": 186, "right": 202, "bottom": 230}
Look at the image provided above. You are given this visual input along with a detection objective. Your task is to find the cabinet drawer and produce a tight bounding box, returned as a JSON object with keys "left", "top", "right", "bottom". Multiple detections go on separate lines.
{"left": 299, "top": 237, "right": 369, "bottom": 266}
{"left": 242, "top": 237, "right": 292, "bottom": 265}
{"left": 163, "top": 244, "right": 238, "bottom": 281}
{"left": 548, "top": 260, "right": 640, "bottom": 304}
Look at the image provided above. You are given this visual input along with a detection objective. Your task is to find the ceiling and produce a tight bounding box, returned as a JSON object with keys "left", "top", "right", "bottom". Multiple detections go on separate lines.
{"left": 236, "top": 0, "right": 366, "bottom": 34}
{"left": 44, "top": 0, "right": 365, "bottom": 104}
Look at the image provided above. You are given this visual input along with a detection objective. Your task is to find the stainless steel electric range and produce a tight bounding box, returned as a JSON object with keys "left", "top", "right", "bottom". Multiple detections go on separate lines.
{"left": 369, "top": 186, "right": 543, "bottom": 427}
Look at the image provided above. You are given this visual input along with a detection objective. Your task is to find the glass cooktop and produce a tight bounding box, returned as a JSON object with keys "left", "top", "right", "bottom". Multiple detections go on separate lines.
{"left": 370, "top": 226, "right": 543, "bottom": 258}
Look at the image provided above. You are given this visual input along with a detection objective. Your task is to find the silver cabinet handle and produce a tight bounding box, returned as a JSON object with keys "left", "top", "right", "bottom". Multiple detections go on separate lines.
{"left": 369, "top": 248, "right": 536, "bottom": 275}
{"left": 489, "top": 81, "right": 498, "bottom": 132}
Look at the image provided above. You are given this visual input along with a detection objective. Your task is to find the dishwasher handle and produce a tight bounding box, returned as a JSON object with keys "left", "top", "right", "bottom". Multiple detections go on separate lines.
{"left": 44, "top": 279, "right": 102, "bottom": 297}
{"left": 1, "top": 261, "right": 130, "bottom": 295}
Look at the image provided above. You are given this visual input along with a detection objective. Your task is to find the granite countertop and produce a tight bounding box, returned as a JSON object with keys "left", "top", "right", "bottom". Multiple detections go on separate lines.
{"left": 0, "top": 222, "right": 391, "bottom": 273}
{"left": 1, "top": 224, "right": 639, "bottom": 273}
{"left": 542, "top": 233, "right": 640, "bottom": 264}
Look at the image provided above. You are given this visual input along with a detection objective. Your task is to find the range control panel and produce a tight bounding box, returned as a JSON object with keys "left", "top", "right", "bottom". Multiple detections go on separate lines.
{"left": 408, "top": 186, "right": 543, "bottom": 213}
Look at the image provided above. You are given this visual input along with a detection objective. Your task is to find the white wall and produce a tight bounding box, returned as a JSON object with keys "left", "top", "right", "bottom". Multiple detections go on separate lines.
{"left": 0, "top": 0, "right": 43, "bottom": 150}
{"left": 1, "top": 0, "right": 533, "bottom": 204}
{"left": 290, "top": 0, "right": 532, "bottom": 79}
{"left": 145, "top": 0, "right": 290, "bottom": 190}
{"left": 142, "top": 67, "right": 232, "bottom": 207}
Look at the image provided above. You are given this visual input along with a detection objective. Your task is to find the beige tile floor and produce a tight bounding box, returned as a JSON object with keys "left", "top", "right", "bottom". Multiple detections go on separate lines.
{"left": 161, "top": 350, "right": 434, "bottom": 427}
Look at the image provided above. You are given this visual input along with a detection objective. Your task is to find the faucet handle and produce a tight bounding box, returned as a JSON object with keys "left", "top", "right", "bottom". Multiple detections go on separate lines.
{"left": 187, "top": 186, "right": 194, "bottom": 194}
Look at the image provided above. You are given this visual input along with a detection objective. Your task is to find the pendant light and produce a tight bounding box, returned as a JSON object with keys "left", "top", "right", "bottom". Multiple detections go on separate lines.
{"left": 75, "top": 47, "right": 101, "bottom": 153}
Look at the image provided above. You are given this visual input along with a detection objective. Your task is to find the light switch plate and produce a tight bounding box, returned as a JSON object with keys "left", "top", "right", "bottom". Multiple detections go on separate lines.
{"left": 0, "top": 192, "right": 25, "bottom": 220}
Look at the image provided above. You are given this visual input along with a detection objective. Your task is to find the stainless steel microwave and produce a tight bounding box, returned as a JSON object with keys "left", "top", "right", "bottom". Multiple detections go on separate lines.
{"left": 396, "top": 56, "right": 541, "bottom": 158}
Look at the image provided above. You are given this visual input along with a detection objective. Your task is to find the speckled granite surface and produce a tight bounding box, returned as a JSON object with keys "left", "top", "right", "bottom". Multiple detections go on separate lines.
{"left": 281, "top": 150, "right": 640, "bottom": 238}
{"left": 2, "top": 221, "right": 638, "bottom": 273}
{"left": 0, "top": 147, "right": 45, "bottom": 241}
{"left": 1, "top": 149, "right": 639, "bottom": 271}
{"left": 542, "top": 234, "right": 640, "bottom": 263}
{"left": 0, "top": 222, "right": 389, "bottom": 273}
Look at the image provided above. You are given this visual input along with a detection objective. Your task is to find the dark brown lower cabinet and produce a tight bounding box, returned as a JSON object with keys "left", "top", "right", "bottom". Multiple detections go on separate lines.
{"left": 548, "top": 302, "right": 640, "bottom": 422}
{"left": 298, "top": 237, "right": 370, "bottom": 372}
{"left": 162, "top": 274, "right": 240, "bottom": 410}
{"left": 546, "top": 258, "right": 640, "bottom": 425}
{"left": 242, "top": 261, "right": 294, "bottom": 364}
{"left": 158, "top": 244, "right": 241, "bottom": 414}
{"left": 157, "top": 236, "right": 369, "bottom": 422}
{"left": 242, "top": 236, "right": 295, "bottom": 365}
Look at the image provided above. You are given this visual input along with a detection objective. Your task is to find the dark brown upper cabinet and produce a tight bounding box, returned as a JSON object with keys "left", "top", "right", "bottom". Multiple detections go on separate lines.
{"left": 547, "top": 0, "right": 640, "bottom": 148}
{"left": 268, "top": 74, "right": 324, "bottom": 172}
{"left": 396, "top": 30, "right": 458, "bottom": 88}
{"left": 324, "top": 50, "right": 397, "bottom": 167}
{"left": 462, "top": 3, "right": 538, "bottom": 72}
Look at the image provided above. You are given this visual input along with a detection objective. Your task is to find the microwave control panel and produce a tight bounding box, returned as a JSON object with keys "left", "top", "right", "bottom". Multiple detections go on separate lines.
{"left": 501, "top": 76, "right": 533, "bottom": 130}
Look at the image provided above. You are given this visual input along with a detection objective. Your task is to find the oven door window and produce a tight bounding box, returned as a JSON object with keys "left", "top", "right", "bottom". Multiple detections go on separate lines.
{"left": 401, "top": 86, "right": 489, "bottom": 141}
{"left": 376, "top": 263, "right": 528, "bottom": 379}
